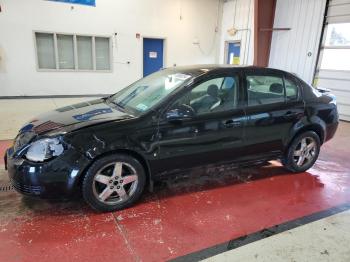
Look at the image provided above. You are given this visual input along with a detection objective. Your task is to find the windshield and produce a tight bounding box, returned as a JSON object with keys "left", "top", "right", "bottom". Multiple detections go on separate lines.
{"left": 108, "top": 69, "right": 192, "bottom": 115}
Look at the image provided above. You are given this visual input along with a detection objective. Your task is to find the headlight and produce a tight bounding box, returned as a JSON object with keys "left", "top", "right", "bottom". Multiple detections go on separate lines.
{"left": 25, "top": 137, "right": 64, "bottom": 162}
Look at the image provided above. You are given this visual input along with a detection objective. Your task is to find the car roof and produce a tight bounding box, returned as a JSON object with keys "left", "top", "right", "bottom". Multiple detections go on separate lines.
{"left": 162, "top": 64, "right": 289, "bottom": 77}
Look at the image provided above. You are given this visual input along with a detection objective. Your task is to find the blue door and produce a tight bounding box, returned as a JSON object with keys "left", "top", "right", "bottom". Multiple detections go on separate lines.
{"left": 143, "top": 38, "right": 164, "bottom": 77}
{"left": 226, "top": 42, "right": 241, "bottom": 65}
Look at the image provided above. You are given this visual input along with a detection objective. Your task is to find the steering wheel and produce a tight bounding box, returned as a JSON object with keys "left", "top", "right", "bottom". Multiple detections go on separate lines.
{"left": 181, "top": 104, "right": 196, "bottom": 114}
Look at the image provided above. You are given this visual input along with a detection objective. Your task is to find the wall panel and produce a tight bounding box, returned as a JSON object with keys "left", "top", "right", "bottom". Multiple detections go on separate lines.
{"left": 219, "top": 0, "right": 254, "bottom": 65}
{"left": 269, "top": 0, "right": 327, "bottom": 84}
{"left": 0, "top": 0, "right": 221, "bottom": 96}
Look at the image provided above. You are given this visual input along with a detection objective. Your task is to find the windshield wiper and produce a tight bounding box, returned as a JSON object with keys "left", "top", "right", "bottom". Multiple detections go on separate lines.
{"left": 114, "top": 102, "right": 126, "bottom": 112}
{"left": 109, "top": 100, "right": 126, "bottom": 112}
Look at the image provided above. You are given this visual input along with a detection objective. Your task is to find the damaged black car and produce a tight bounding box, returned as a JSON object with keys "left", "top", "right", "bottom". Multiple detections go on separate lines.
{"left": 5, "top": 65, "right": 338, "bottom": 212}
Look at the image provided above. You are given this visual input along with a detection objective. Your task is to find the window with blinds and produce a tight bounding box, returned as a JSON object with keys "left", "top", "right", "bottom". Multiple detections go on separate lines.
{"left": 34, "top": 32, "right": 111, "bottom": 71}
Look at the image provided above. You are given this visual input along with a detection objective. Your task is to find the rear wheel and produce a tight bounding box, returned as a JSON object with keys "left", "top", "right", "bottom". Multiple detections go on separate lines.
{"left": 82, "top": 154, "right": 146, "bottom": 212}
{"left": 283, "top": 131, "right": 320, "bottom": 173}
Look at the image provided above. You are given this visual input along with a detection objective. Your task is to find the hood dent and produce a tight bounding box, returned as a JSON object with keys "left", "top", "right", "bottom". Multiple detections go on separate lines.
{"left": 18, "top": 99, "right": 134, "bottom": 136}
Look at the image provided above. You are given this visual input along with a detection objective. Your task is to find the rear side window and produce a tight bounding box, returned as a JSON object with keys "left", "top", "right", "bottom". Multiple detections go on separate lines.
{"left": 285, "top": 78, "right": 298, "bottom": 101}
{"left": 246, "top": 75, "right": 284, "bottom": 106}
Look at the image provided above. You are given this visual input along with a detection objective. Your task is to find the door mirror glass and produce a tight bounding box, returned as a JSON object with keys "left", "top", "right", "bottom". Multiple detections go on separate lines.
{"left": 166, "top": 104, "right": 195, "bottom": 122}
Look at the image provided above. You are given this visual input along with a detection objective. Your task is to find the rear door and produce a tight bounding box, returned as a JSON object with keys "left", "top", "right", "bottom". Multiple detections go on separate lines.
{"left": 243, "top": 69, "right": 304, "bottom": 158}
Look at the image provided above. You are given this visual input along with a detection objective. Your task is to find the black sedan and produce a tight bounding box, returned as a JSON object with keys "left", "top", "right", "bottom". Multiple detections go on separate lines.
{"left": 5, "top": 65, "right": 338, "bottom": 212}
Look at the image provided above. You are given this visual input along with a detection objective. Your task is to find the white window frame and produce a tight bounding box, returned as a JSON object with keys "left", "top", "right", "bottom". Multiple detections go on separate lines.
{"left": 33, "top": 31, "right": 113, "bottom": 72}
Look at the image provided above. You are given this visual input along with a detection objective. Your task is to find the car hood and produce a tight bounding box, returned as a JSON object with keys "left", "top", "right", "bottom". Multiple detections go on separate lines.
{"left": 18, "top": 98, "right": 134, "bottom": 136}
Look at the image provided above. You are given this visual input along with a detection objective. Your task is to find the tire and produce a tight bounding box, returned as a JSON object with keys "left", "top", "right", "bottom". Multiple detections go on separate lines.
{"left": 82, "top": 154, "right": 146, "bottom": 212}
{"left": 283, "top": 131, "right": 321, "bottom": 173}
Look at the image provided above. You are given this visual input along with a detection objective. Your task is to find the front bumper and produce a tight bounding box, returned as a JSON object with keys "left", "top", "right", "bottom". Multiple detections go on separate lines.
{"left": 5, "top": 146, "right": 91, "bottom": 198}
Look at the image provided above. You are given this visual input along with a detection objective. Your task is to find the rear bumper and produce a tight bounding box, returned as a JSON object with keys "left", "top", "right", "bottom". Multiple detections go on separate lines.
{"left": 5, "top": 147, "right": 91, "bottom": 198}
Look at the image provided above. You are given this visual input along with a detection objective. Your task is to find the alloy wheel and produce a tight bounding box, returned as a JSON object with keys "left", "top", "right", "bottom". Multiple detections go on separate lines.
{"left": 293, "top": 137, "right": 317, "bottom": 167}
{"left": 92, "top": 161, "right": 138, "bottom": 205}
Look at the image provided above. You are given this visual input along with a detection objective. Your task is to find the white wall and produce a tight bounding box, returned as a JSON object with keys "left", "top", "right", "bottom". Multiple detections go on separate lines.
{"left": 219, "top": 0, "right": 254, "bottom": 65}
{"left": 269, "top": 0, "right": 327, "bottom": 84}
{"left": 0, "top": 0, "right": 221, "bottom": 96}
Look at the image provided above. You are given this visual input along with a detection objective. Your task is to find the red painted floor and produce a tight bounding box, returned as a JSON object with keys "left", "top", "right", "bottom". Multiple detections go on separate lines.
{"left": 0, "top": 123, "right": 350, "bottom": 261}
{"left": 0, "top": 140, "right": 12, "bottom": 165}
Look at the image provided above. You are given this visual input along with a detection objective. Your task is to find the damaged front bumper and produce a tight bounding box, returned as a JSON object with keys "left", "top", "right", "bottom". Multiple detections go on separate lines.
{"left": 5, "top": 146, "right": 91, "bottom": 198}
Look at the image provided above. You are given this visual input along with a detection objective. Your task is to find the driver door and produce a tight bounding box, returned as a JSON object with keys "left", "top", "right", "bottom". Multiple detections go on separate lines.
{"left": 153, "top": 73, "right": 246, "bottom": 175}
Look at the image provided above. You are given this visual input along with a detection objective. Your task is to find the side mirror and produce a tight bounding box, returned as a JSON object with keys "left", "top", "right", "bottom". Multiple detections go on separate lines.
{"left": 166, "top": 104, "right": 195, "bottom": 122}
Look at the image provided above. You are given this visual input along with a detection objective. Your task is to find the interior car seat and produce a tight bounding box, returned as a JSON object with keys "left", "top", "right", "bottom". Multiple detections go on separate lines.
{"left": 190, "top": 84, "right": 221, "bottom": 113}
{"left": 269, "top": 83, "right": 283, "bottom": 94}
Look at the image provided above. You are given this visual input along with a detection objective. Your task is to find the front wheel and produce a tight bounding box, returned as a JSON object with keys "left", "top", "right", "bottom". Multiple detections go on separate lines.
{"left": 82, "top": 154, "right": 146, "bottom": 212}
{"left": 283, "top": 131, "right": 320, "bottom": 173}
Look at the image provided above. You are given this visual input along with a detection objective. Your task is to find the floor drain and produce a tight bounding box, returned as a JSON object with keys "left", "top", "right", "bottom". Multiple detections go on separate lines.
{"left": 0, "top": 184, "right": 14, "bottom": 192}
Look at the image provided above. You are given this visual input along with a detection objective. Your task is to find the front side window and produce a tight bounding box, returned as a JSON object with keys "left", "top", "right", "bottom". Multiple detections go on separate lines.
{"left": 171, "top": 76, "right": 239, "bottom": 116}
{"left": 246, "top": 75, "right": 284, "bottom": 106}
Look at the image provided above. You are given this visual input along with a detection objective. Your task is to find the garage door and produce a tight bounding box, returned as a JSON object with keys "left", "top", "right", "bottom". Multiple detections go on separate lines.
{"left": 315, "top": 0, "right": 350, "bottom": 121}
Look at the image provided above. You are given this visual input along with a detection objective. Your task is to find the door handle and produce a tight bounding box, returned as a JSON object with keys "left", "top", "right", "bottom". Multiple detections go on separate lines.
{"left": 224, "top": 120, "right": 241, "bottom": 128}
